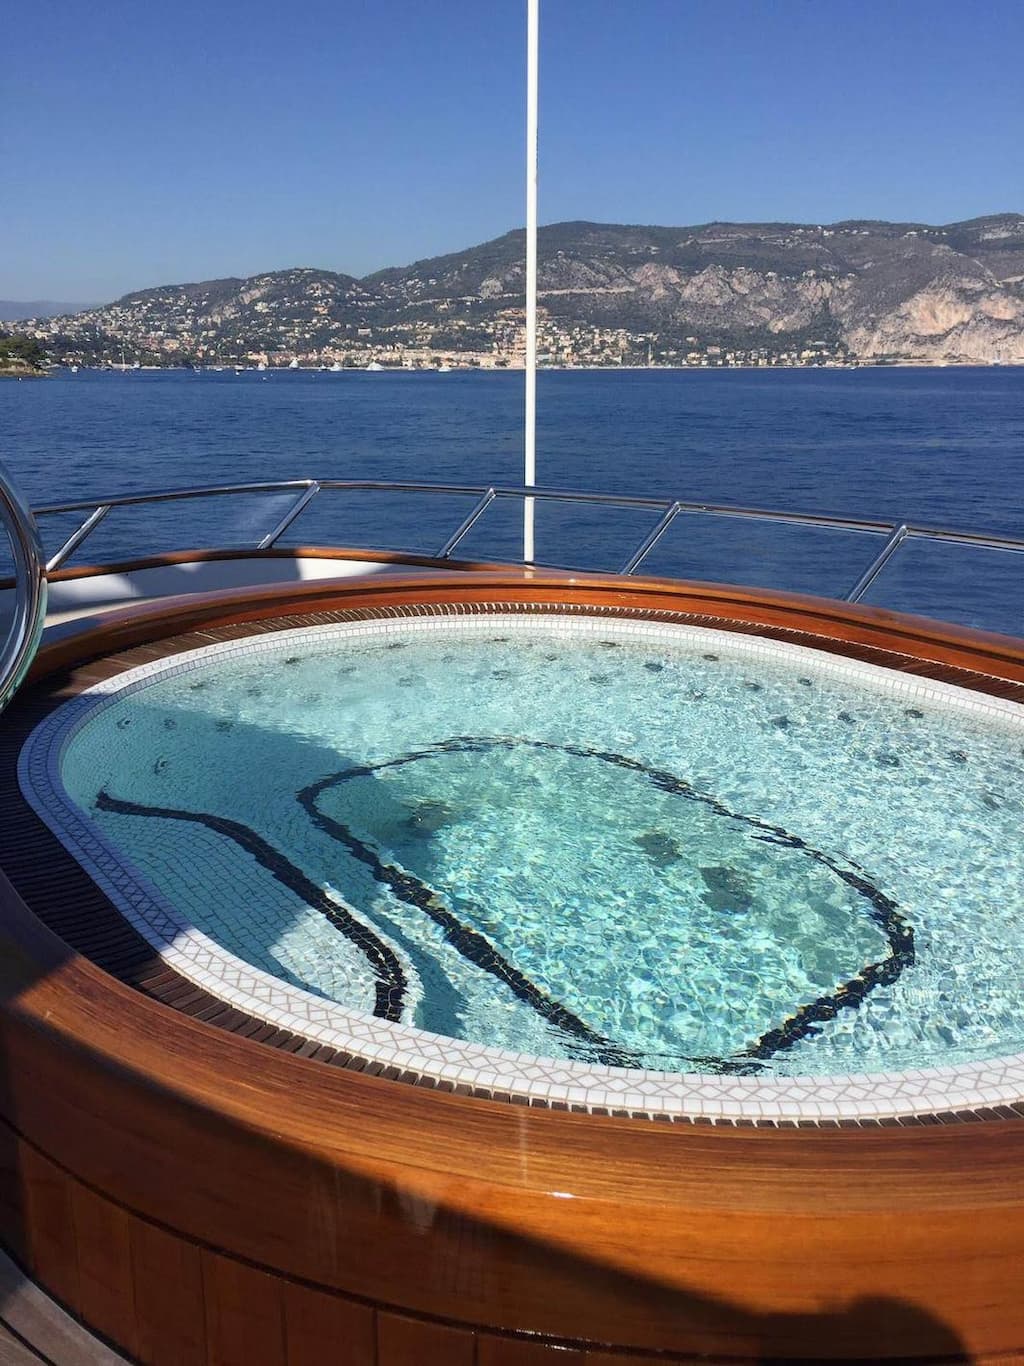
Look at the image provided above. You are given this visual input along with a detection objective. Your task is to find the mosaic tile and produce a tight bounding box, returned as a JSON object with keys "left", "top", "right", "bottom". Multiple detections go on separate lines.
{"left": 15, "top": 604, "right": 1024, "bottom": 1123}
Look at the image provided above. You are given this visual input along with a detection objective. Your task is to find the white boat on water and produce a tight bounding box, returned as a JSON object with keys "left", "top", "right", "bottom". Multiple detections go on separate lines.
{"left": 329, "top": 361, "right": 344, "bottom": 372}
{"left": 438, "top": 362, "right": 452, "bottom": 373}
{"left": 366, "top": 360, "right": 384, "bottom": 371}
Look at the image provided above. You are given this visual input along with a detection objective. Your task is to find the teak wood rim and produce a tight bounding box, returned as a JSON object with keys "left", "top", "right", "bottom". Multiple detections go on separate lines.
{"left": 2, "top": 565, "right": 1024, "bottom": 1362}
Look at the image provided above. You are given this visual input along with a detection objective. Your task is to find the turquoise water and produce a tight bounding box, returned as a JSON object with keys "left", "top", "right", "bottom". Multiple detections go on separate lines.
{"left": 60, "top": 617, "right": 1024, "bottom": 1077}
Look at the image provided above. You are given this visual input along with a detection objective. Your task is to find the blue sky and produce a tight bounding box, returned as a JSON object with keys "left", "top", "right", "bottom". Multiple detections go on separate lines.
{"left": 3, "top": 0, "right": 1022, "bottom": 301}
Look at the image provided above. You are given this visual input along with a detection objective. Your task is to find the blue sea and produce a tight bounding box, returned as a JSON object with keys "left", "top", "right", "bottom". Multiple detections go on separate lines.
{"left": 2, "top": 366, "right": 1022, "bottom": 634}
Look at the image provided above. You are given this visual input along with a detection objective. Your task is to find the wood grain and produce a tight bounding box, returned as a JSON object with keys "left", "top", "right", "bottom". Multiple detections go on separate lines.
{"left": 19, "top": 1145, "right": 79, "bottom": 1318}
{"left": 282, "top": 1281, "right": 375, "bottom": 1366}
{"left": 202, "top": 1252, "right": 286, "bottom": 1366}
{"left": 376, "top": 1309, "right": 476, "bottom": 1366}
{"left": 1, "top": 570, "right": 1023, "bottom": 1362}
{"left": 131, "top": 1217, "right": 206, "bottom": 1366}
{"left": 24, "top": 567, "right": 1024, "bottom": 696}
{"left": 70, "top": 1183, "right": 137, "bottom": 1359}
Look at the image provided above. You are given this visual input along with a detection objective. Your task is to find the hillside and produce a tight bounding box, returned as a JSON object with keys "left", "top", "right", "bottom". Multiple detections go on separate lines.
{"left": 15, "top": 215, "right": 1024, "bottom": 367}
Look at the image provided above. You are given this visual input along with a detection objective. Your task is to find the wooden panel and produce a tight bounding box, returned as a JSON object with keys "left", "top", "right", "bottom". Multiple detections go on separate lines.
{"left": 70, "top": 1182, "right": 137, "bottom": 1358}
{"left": 584, "top": 1356, "right": 693, "bottom": 1366}
{"left": 584, "top": 1356, "right": 652, "bottom": 1366}
{"left": 478, "top": 1334, "right": 587, "bottom": 1363}
{"left": 132, "top": 1217, "right": 206, "bottom": 1366}
{"left": 0, "top": 1114, "right": 28, "bottom": 1266}
{"left": 24, "top": 569, "right": 1024, "bottom": 696}
{"left": 376, "top": 1308, "right": 475, "bottom": 1366}
{"left": 203, "top": 1251, "right": 286, "bottom": 1366}
{"left": 3, "top": 574, "right": 1024, "bottom": 1361}
{"left": 19, "top": 1143, "right": 79, "bottom": 1316}
{"left": 283, "top": 1280, "right": 375, "bottom": 1366}
{"left": 3, "top": 859, "right": 1024, "bottom": 1358}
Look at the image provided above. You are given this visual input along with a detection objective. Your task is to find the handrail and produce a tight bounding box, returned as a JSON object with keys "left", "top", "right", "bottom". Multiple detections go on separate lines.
{"left": 12, "top": 475, "right": 1024, "bottom": 647}
{"left": 0, "top": 463, "right": 48, "bottom": 714}
{"left": 33, "top": 478, "right": 318, "bottom": 515}
{"left": 32, "top": 477, "right": 1024, "bottom": 554}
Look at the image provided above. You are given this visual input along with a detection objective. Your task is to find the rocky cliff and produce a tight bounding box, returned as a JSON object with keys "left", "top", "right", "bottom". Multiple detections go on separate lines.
{"left": 17, "top": 215, "right": 1024, "bottom": 365}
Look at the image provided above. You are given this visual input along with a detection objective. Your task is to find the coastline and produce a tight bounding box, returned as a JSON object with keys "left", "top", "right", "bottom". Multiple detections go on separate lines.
{"left": 42, "top": 359, "right": 1024, "bottom": 375}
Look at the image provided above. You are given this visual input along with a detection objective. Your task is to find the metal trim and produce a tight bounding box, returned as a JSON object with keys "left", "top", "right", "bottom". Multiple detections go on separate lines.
{"left": 436, "top": 488, "right": 497, "bottom": 558}
{"left": 257, "top": 483, "right": 322, "bottom": 550}
{"left": 46, "top": 504, "right": 113, "bottom": 573}
{"left": 846, "top": 524, "right": 910, "bottom": 603}
{"left": 34, "top": 478, "right": 1024, "bottom": 555}
{"left": 621, "top": 501, "right": 681, "bottom": 575}
{"left": 20, "top": 477, "right": 1024, "bottom": 636}
{"left": 0, "top": 463, "right": 48, "bottom": 714}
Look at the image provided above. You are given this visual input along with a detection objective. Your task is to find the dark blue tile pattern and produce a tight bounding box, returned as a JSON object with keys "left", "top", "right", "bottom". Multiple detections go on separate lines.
{"left": 306, "top": 735, "right": 915, "bottom": 1072}
{"left": 94, "top": 789, "right": 409, "bottom": 1021}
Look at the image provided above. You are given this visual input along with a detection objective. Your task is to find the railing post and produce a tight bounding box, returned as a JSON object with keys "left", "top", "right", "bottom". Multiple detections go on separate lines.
{"left": 46, "top": 504, "right": 112, "bottom": 573}
{"left": 257, "top": 483, "right": 321, "bottom": 550}
{"left": 523, "top": 0, "right": 539, "bottom": 563}
{"left": 0, "top": 463, "right": 48, "bottom": 715}
{"left": 436, "top": 488, "right": 498, "bottom": 559}
{"left": 846, "top": 524, "right": 910, "bottom": 603}
{"left": 620, "top": 501, "right": 683, "bottom": 575}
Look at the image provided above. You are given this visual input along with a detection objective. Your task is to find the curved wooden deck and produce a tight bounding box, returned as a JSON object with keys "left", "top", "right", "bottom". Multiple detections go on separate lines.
{"left": 1, "top": 564, "right": 1023, "bottom": 1364}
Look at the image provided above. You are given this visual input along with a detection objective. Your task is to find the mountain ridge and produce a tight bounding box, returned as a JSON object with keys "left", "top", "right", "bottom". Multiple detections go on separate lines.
{"left": 14, "top": 214, "right": 1024, "bottom": 367}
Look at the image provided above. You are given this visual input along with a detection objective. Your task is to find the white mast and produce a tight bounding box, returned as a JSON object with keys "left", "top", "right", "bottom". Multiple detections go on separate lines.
{"left": 524, "top": 0, "right": 539, "bottom": 562}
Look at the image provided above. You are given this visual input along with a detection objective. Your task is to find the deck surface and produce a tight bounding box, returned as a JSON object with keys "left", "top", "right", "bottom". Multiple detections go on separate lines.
{"left": 0, "top": 1250, "right": 126, "bottom": 1365}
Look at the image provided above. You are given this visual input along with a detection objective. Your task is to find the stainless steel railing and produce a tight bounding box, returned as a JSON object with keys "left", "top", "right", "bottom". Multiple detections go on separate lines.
{"left": 4, "top": 473, "right": 1023, "bottom": 712}
{"left": 31, "top": 476, "right": 1024, "bottom": 591}
{"left": 0, "top": 464, "right": 48, "bottom": 714}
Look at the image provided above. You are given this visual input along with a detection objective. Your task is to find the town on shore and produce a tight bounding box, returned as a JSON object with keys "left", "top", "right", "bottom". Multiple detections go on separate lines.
{"left": 17, "top": 331, "right": 867, "bottom": 372}
{"left": 6, "top": 214, "right": 1024, "bottom": 372}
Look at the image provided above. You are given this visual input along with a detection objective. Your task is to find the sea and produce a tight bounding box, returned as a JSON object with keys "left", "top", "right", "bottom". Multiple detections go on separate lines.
{"left": 1, "top": 366, "right": 1022, "bottom": 635}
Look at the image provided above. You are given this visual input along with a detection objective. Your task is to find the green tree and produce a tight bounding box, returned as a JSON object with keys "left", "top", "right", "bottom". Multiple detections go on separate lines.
{"left": 0, "top": 332, "right": 48, "bottom": 371}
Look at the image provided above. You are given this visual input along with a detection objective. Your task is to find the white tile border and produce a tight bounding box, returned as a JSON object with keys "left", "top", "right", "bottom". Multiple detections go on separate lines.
{"left": 16, "top": 606, "right": 1024, "bottom": 1123}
